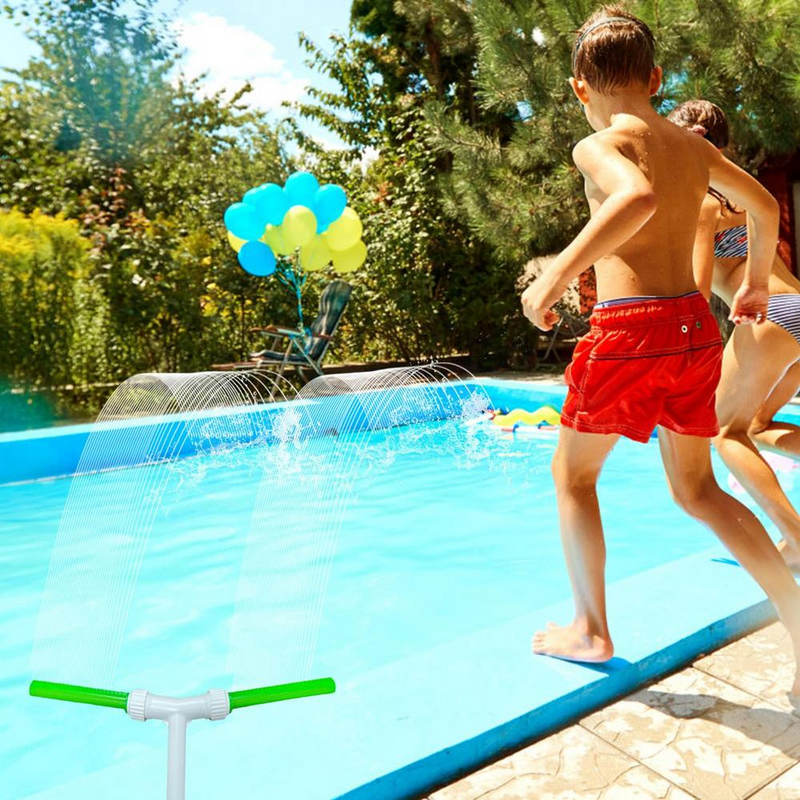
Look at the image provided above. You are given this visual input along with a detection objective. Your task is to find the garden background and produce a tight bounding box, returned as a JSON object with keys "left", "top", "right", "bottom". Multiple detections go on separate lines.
{"left": 1, "top": 0, "right": 799, "bottom": 427}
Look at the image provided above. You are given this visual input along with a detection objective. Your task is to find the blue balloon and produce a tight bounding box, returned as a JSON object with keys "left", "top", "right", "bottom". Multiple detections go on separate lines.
{"left": 242, "top": 186, "right": 262, "bottom": 206}
{"left": 283, "top": 171, "right": 320, "bottom": 209}
{"left": 224, "top": 203, "right": 264, "bottom": 241}
{"left": 313, "top": 184, "right": 347, "bottom": 228}
{"left": 244, "top": 183, "right": 288, "bottom": 226}
{"left": 237, "top": 241, "right": 276, "bottom": 277}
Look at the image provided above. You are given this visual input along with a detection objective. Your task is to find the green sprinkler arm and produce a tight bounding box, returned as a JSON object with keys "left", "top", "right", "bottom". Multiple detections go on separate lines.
{"left": 29, "top": 677, "right": 336, "bottom": 711}
{"left": 30, "top": 680, "right": 129, "bottom": 709}
{"left": 228, "top": 677, "right": 335, "bottom": 709}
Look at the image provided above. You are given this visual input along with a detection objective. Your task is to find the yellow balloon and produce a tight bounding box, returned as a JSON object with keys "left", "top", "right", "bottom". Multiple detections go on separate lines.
{"left": 299, "top": 236, "right": 332, "bottom": 272}
{"left": 227, "top": 230, "right": 246, "bottom": 253}
{"left": 282, "top": 205, "right": 317, "bottom": 249}
{"left": 332, "top": 239, "right": 367, "bottom": 273}
{"left": 261, "top": 224, "right": 293, "bottom": 256}
{"left": 323, "top": 207, "right": 362, "bottom": 252}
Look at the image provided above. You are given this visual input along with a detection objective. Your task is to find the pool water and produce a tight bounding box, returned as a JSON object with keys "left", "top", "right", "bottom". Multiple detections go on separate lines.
{"left": 2, "top": 396, "right": 796, "bottom": 799}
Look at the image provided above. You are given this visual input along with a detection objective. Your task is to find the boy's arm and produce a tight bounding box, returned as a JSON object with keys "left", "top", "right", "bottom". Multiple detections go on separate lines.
{"left": 692, "top": 196, "right": 719, "bottom": 300}
{"left": 521, "top": 135, "right": 656, "bottom": 330}
{"left": 704, "top": 141, "right": 778, "bottom": 324}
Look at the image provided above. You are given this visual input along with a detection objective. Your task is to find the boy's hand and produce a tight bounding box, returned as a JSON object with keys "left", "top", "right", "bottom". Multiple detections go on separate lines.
{"left": 521, "top": 282, "right": 561, "bottom": 331}
{"left": 728, "top": 283, "right": 769, "bottom": 326}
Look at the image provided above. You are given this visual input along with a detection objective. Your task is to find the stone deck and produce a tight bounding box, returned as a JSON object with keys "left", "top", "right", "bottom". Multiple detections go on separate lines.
{"left": 429, "top": 623, "right": 800, "bottom": 800}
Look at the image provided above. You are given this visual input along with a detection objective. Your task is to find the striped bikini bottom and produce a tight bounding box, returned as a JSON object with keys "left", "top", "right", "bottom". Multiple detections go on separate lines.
{"left": 767, "top": 294, "right": 800, "bottom": 346}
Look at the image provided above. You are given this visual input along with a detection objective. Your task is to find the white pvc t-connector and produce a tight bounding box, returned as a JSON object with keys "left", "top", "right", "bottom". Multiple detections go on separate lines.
{"left": 126, "top": 689, "right": 230, "bottom": 800}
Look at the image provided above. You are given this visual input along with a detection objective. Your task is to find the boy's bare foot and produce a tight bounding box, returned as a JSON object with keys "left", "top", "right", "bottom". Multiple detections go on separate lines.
{"left": 777, "top": 539, "right": 800, "bottom": 572}
{"left": 532, "top": 622, "right": 614, "bottom": 663}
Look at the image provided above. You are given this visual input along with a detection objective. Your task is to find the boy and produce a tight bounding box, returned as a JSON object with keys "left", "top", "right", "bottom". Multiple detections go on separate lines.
{"left": 522, "top": 6, "right": 800, "bottom": 690}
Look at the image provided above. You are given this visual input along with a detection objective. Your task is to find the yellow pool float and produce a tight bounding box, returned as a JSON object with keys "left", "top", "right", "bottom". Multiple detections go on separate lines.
{"left": 492, "top": 405, "right": 561, "bottom": 428}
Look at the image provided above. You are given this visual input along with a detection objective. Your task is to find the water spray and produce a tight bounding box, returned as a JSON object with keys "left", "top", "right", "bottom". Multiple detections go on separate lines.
{"left": 30, "top": 677, "right": 335, "bottom": 800}
{"left": 29, "top": 364, "right": 489, "bottom": 795}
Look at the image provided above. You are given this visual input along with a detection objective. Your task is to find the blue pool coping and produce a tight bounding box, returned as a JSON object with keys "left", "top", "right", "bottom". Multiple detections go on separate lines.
{"left": 16, "top": 375, "right": 799, "bottom": 799}
{"left": 0, "top": 378, "right": 567, "bottom": 485}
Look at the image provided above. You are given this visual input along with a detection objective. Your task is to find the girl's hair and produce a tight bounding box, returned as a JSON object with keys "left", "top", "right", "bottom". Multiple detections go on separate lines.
{"left": 667, "top": 99, "right": 729, "bottom": 147}
{"left": 668, "top": 99, "right": 739, "bottom": 214}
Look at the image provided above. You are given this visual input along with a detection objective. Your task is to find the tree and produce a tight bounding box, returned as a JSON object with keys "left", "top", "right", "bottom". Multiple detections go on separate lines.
{"left": 2, "top": 0, "right": 294, "bottom": 387}
{"left": 352, "top": 0, "right": 477, "bottom": 108}
{"left": 0, "top": 81, "right": 98, "bottom": 218}
{"left": 653, "top": 0, "right": 800, "bottom": 165}
{"left": 7, "top": 0, "right": 176, "bottom": 178}
{"left": 292, "top": 29, "right": 524, "bottom": 365}
{"left": 426, "top": 0, "right": 800, "bottom": 266}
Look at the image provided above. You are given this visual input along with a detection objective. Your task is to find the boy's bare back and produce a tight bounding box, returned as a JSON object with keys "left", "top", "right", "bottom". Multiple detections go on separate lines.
{"left": 577, "top": 114, "right": 711, "bottom": 301}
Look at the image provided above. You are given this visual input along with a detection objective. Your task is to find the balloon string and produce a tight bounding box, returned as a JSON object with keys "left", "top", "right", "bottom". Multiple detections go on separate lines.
{"left": 274, "top": 256, "right": 309, "bottom": 336}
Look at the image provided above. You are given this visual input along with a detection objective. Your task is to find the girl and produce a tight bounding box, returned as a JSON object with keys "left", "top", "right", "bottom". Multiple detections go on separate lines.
{"left": 670, "top": 100, "right": 800, "bottom": 568}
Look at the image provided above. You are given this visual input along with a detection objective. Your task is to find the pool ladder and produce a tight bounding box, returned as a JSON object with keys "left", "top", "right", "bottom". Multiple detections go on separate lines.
{"left": 30, "top": 677, "right": 336, "bottom": 800}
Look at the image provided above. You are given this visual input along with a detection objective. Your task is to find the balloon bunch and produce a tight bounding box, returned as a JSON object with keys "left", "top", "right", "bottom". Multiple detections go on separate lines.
{"left": 223, "top": 171, "right": 367, "bottom": 277}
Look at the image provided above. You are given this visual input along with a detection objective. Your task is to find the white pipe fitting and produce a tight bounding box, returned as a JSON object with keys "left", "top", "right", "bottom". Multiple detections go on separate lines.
{"left": 126, "top": 690, "right": 230, "bottom": 800}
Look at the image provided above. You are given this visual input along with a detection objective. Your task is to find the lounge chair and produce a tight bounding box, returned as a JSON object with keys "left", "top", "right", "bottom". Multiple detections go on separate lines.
{"left": 248, "top": 279, "right": 352, "bottom": 382}
{"left": 539, "top": 306, "right": 591, "bottom": 364}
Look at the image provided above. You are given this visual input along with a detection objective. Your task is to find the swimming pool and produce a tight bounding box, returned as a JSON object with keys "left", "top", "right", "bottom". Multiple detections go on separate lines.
{"left": 2, "top": 377, "right": 794, "bottom": 799}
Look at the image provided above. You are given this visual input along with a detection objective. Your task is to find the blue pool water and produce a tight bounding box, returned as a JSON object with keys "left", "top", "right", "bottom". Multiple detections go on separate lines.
{"left": 2, "top": 380, "right": 798, "bottom": 799}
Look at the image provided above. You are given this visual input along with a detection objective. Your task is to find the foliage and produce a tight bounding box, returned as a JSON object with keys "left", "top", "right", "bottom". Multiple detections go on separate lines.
{"left": 0, "top": 0, "right": 296, "bottom": 402}
{"left": 426, "top": 0, "right": 800, "bottom": 264}
{"left": 0, "top": 208, "right": 103, "bottom": 387}
{"left": 645, "top": 0, "right": 800, "bottom": 164}
{"left": 292, "top": 30, "right": 527, "bottom": 365}
{"left": 3, "top": 0, "right": 800, "bottom": 424}
{"left": 7, "top": 0, "right": 177, "bottom": 175}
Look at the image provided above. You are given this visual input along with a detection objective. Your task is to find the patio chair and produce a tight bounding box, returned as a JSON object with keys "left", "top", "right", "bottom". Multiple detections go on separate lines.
{"left": 248, "top": 279, "right": 352, "bottom": 382}
{"left": 539, "top": 306, "right": 592, "bottom": 364}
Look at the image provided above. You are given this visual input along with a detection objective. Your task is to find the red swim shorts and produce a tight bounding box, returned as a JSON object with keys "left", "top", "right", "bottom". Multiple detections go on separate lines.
{"left": 560, "top": 291, "right": 723, "bottom": 443}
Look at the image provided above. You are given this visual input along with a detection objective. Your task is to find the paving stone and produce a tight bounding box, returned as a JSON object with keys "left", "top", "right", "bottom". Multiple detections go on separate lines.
{"left": 428, "top": 725, "right": 692, "bottom": 799}
{"left": 749, "top": 761, "right": 800, "bottom": 798}
{"left": 581, "top": 667, "right": 800, "bottom": 800}
{"left": 695, "top": 622, "right": 800, "bottom": 718}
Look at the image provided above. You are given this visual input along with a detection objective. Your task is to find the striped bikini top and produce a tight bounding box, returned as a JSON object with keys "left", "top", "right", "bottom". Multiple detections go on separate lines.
{"left": 714, "top": 225, "right": 748, "bottom": 258}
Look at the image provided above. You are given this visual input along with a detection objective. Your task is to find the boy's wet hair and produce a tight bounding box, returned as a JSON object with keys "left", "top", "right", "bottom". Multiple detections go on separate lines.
{"left": 667, "top": 100, "right": 730, "bottom": 149}
{"left": 572, "top": 7, "right": 656, "bottom": 94}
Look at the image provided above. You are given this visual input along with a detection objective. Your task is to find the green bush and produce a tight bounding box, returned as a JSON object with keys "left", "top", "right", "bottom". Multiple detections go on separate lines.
{"left": 0, "top": 208, "right": 104, "bottom": 388}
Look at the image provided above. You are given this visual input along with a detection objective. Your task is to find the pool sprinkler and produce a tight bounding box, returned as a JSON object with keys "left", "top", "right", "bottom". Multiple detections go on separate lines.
{"left": 30, "top": 677, "right": 336, "bottom": 800}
